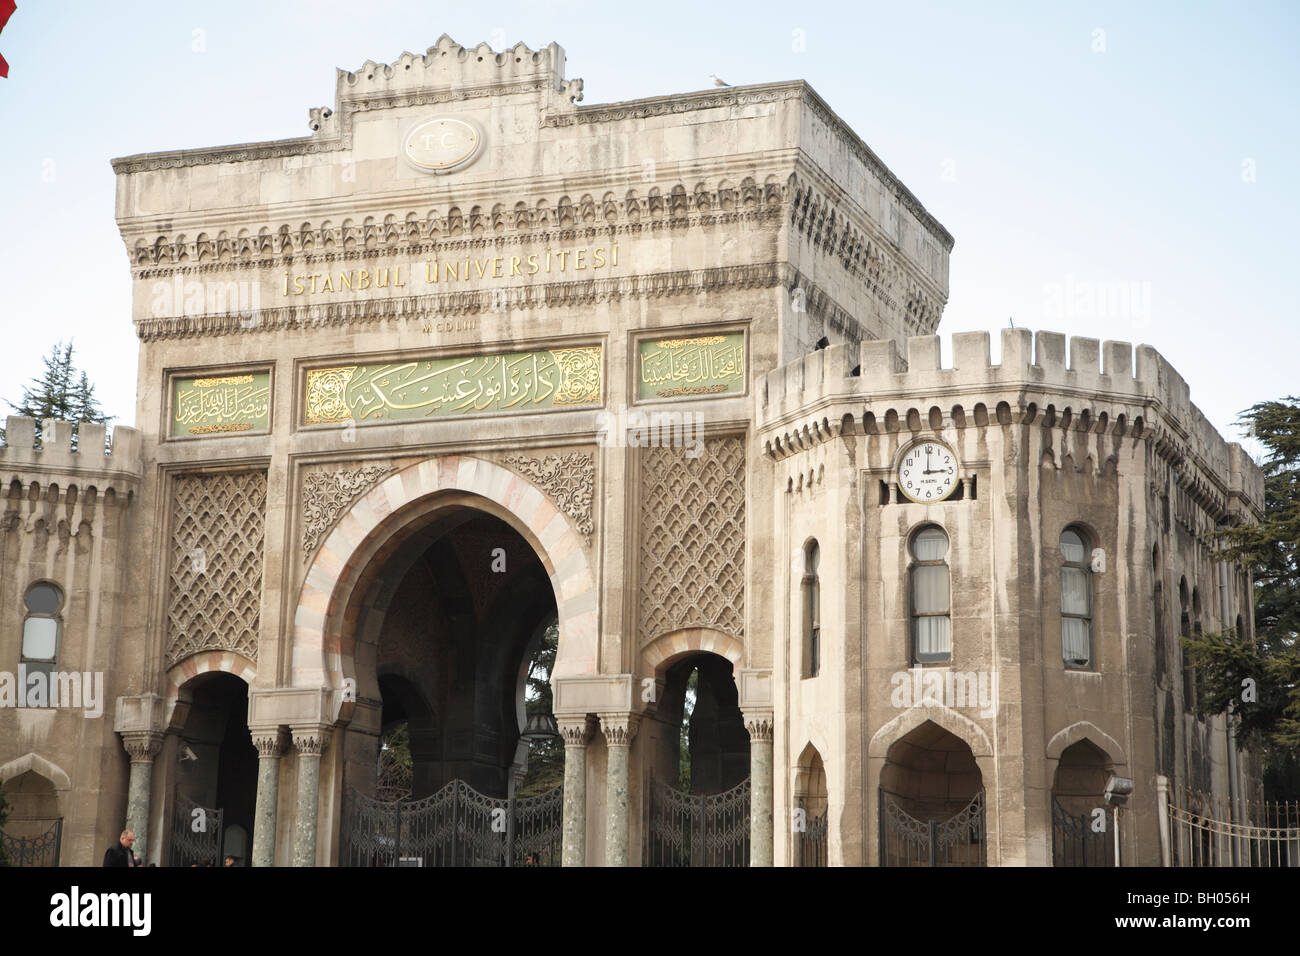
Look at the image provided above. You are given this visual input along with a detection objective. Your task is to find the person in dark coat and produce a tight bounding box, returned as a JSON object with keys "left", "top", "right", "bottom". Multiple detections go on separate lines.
{"left": 103, "top": 829, "right": 138, "bottom": 867}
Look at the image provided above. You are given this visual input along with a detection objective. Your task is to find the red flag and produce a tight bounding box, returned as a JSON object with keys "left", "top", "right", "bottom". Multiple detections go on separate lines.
{"left": 0, "top": 0, "right": 15, "bottom": 78}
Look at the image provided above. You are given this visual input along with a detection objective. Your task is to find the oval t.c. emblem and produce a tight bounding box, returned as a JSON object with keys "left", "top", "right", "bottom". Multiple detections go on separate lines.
{"left": 403, "top": 117, "right": 483, "bottom": 174}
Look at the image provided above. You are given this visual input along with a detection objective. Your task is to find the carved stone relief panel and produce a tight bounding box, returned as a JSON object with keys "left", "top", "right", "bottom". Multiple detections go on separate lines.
{"left": 166, "top": 471, "right": 267, "bottom": 666}
{"left": 639, "top": 436, "right": 746, "bottom": 645}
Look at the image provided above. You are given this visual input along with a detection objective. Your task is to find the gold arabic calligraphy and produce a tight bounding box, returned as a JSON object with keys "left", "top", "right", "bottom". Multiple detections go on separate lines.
{"left": 638, "top": 334, "right": 744, "bottom": 400}
{"left": 304, "top": 346, "right": 602, "bottom": 426}
{"left": 173, "top": 373, "right": 271, "bottom": 437}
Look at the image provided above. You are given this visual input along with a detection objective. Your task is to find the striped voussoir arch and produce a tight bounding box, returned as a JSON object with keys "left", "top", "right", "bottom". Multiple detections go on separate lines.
{"left": 291, "top": 454, "right": 599, "bottom": 692}
{"left": 164, "top": 650, "right": 257, "bottom": 727}
{"left": 640, "top": 627, "right": 744, "bottom": 675}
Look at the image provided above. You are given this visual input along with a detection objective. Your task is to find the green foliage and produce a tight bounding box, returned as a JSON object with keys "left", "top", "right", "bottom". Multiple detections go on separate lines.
{"left": 1188, "top": 397, "right": 1300, "bottom": 793}
{"left": 518, "top": 621, "right": 565, "bottom": 797}
{"left": 678, "top": 667, "right": 698, "bottom": 791}
{"left": 376, "top": 722, "right": 413, "bottom": 801}
{"left": 2, "top": 340, "right": 111, "bottom": 448}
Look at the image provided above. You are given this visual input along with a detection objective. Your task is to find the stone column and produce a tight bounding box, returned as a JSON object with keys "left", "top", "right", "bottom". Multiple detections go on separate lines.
{"left": 291, "top": 726, "right": 330, "bottom": 867}
{"left": 558, "top": 717, "right": 592, "bottom": 867}
{"left": 119, "top": 738, "right": 162, "bottom": 863}
{"left": 745, "top": 711, "right": 775, "bottom": 867}
{"left": 600, "top": 713, "right": 639, "bottom": 867}
{"left": 251, "top": 731, "right": 287, "bottom": 867}
{"left": 120, "top": 731, "right": 163, "bottom": 864}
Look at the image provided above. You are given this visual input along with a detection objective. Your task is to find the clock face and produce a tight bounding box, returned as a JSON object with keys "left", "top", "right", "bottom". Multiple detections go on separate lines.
{"left": 897, "top": 441, "right": 959, "bottom": 503}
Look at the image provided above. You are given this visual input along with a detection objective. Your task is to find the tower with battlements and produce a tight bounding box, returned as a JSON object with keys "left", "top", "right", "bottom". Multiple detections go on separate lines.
{"left": 0, "top": 37, "right": 1262, "bottom": 868}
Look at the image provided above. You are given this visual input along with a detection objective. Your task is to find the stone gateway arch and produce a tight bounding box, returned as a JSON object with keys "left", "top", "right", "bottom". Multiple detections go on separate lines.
{"left": 0, "top": 35, "right": 1263, "bottom": 867}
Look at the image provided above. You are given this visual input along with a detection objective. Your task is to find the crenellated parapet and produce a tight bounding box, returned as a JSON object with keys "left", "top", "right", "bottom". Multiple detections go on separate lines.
{"left": 2, "top": 417, "right": 143, "bottom": 512}
{"left": 113, "top": 35, "right": 581, "bottom": 177}
{"left": 758, "top": 328, "right": 1263, "bottom": 523}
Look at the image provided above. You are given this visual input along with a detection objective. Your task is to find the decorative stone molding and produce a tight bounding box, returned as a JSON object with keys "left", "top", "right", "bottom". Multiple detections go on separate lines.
{"left": 165, "top": 470, "right": 267, "bottom": 666}
{"left": 133, "top": 262, "right": 785, "bottom": 342}
{"left": 789, "top": 173, "right": 945, "bottom": 336}
{"left": 504, "top": 452, "right": 594, "bottom": 544}
{"left": 744, "top": 713, "right": 775, "bottom": 743}
{"left": 252, "top": 732, "right": 289, "bottom": 759}
{"left": 125, "top": 178, "right": 786, "bottom": 275}
{"left": 599, "top": 714, "right": 640, "bottom": 748}
{"left": 300, "top": 463, "right": 393, "bottom": 559}
{"left": 120, "top": 732, "right": 165, "bottom": 764}
{"left": 557, "top": 717, "right": 594, "bottom": 748}
{"left": 291, "top": 728, "right": 331, "bottom": 757}
{"left": 639, "top": 436, "right": 746, "bottom": 646}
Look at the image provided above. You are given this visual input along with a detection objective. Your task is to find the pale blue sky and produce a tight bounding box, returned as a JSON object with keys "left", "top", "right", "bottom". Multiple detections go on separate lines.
{"left": 0, "top": 0, "right": 1296, "bottom": 447}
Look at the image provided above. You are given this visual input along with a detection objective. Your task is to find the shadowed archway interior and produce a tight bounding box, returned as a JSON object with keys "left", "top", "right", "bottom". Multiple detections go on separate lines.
{"left": 342, "top": 504, "right": 560, "bottom": 802}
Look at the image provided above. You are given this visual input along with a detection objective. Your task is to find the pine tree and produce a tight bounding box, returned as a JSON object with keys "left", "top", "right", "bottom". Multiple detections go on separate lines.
{"left": 1188, "top": 397, "right": 1300, "bottom": 798}
{"left": 2, "top": 340, "right": 111, "bottom": 449}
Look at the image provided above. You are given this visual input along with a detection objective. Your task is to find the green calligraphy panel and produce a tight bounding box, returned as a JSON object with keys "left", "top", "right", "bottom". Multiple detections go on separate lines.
{"left": 637, "top": 333, "right": 745, "bottom": 401}
{"left": 171, "top": 372, "right": 271, "bottom": 437}
{"left": 303, "top": 346, "right": 603, "bottom": 426}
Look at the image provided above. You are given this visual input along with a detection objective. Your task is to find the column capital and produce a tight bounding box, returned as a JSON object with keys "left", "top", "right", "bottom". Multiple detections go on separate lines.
{"left": 598, "top": 712, "right": 640, "bottom": 747}
{"left": 743, "top": 710, "right": 775, "bottom": 743}
{"left": 251, "top": 729, "right": 289, "bottom": 759}
{"left": 291, "top": 725, "right": 332, "bottom": 756}
{"left": 120, "top": 731, "right": 165, "bottom": 763}
{"left": 557, "top": 715, "right": 594, "bottom": 747}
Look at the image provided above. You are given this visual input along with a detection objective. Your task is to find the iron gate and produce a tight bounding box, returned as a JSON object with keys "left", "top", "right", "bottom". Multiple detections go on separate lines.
{"left": 879, "top": 789, "right": 986, "bottom": 867}
{"left": 341, "top": 779, "right": 562, "bottom": 867}
{"left": 645, "top": 777, "right": 750, "bottom": 867}
{"left": 0, "top": 818, "right": 62, "bottom": 867}
{"left": 168, "top": 791, "right": 224, "bottom": 867}
{"left": 1052, "top": 796, "right": 1113, "bottom": 866}
{"left": 796, "top": 800, "right": 828, "bottom": 866}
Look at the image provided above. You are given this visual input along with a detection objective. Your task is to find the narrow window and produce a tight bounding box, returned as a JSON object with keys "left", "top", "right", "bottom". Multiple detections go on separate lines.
{"left": 1060, "top": 529, "right": 1093, "bottom": 668}
{"left": 803, "top": 541, "right": 820, "bottom": 677}
{"left": 21, "top": 582, "right": 64, "bottom": 697}
{"left": 911, "top": 527, "right": 950, "bottom": 663}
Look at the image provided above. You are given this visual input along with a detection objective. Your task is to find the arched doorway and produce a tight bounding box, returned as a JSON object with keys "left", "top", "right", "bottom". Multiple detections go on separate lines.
{"left": 879, "top": 720, "right": 985, "bottom": 866}
{"left": 0, "top": 759, "right": 65, "bottom": 867}
{"left": 168, "top": 671, "right": 258, "bottom": 866}
{"left": 794, "top": 744, "right": 828, "bottom": 866}
{"left": 338, "top": 503, "right": 564, "bottom": 866}
{"left": 1051, "top": 738, "right": 1115, "bottom": 866}
{"left": 643, "top": 649, "right": 751, "bottom": 866}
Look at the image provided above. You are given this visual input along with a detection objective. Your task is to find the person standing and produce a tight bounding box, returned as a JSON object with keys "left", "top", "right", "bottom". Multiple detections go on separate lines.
{"left": 103, "top": 829, "right": 138, "bottom": 867}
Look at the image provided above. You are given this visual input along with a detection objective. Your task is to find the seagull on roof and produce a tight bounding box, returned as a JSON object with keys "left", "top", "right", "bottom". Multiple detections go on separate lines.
{"left": 710, "top": 74, "right": 730, "bottom": 87}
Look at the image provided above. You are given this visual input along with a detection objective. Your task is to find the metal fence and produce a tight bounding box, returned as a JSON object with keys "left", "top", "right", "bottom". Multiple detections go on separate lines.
{"left": 1, "top": 818, "right": 62, "bottom": 867}
{"left": 645, "top": 777, "right": 751, "bottom": 867}
{"left": 341, "top": 779, "right": 562, "bottom": 867}
{"left": 1164, "top": 783, "right": 1300, "bottom": 867}
{"left": 879, "top": 789, "right": 986, "bottom": 867}
{"left": 795, "top": 799, "right": 828, "bottom": 867}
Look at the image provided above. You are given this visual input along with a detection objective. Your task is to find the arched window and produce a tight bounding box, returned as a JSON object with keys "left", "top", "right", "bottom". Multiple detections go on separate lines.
{"left": 21, "top": 582, "right": 64, "bottom": 692}
{"left": 910, "top": 527, "right": 950, "bottom": 663}
{"left": 802, "top": 541, "right": 820, "bottom": 678}
{"left": 1060, "top": 529, "right": 1093, "bottom": 668}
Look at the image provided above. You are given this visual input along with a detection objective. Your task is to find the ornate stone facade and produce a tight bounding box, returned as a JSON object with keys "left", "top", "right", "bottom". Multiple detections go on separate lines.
{"left": 0, "top": 35, "right": 1262, "bottom": 870}
{"left": 165, "top": 471, "right": 267, "bottom": 666}
{"left": 638, "top": 437, "right": 747, "bottom": 646}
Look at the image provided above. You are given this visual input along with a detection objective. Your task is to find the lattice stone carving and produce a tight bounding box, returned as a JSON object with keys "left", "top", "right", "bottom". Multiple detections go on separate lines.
{"left": 639, "top": 437, "right": 745, "bottom": 644}
{"left": 301, "top": 463, "right": 393, "bottom": 558}
{"left": 504, "top": 452, "right": 595, "bottom": 544}
{"left": 166, "top": 471, "right": 267, "bottom": 666}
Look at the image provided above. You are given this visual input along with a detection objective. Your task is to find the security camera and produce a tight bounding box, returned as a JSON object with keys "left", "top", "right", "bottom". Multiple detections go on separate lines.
{"left": 1103, "top": 774, "right": 1134, "bottom": 807}
{"left": 178, "top": 745, "right": 198, "bottom": 764}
